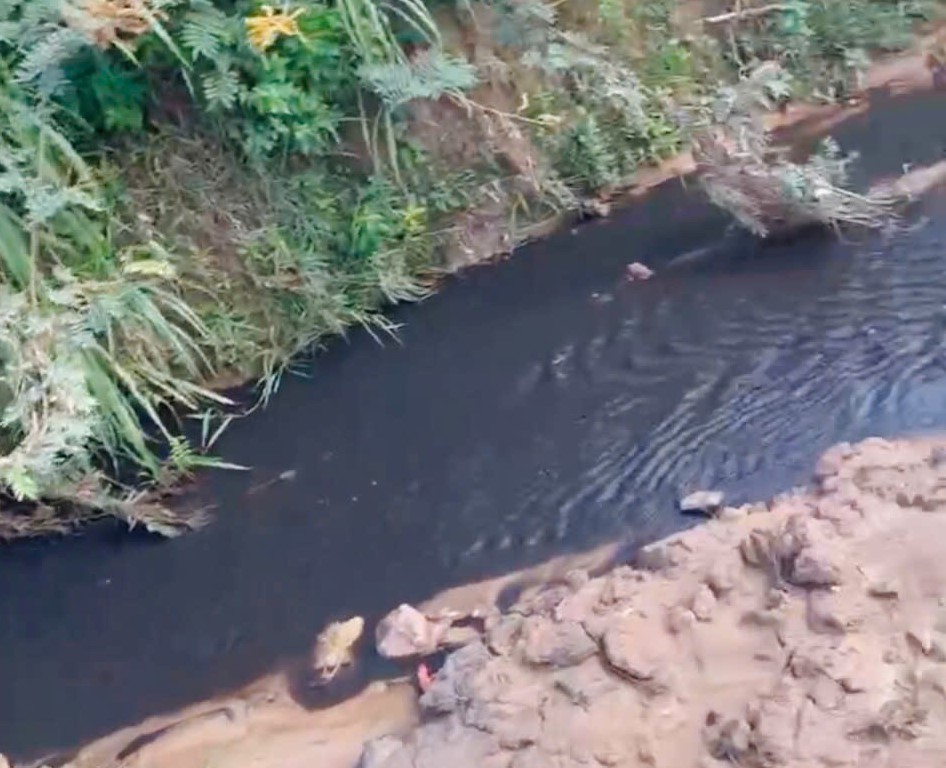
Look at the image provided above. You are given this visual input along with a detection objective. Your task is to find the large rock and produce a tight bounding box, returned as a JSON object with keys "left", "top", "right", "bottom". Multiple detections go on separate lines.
{"left": 375, "top": 604, "right": 451, "bottom": 659}
{"left": 419, "top": 642, "right": 492, "bottom": 714}
{"left": 790, "top": 543, "right": 843, "bottom": 587}
{"left": 519, "top": 616, "right": 597, "bottom": 668}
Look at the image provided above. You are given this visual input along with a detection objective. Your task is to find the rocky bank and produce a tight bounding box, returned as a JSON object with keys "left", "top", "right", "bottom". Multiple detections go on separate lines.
{"left": 363, "top": 436, "right": 946, "bottom": 768}
{"left": 62, "top": 435, "right": 946, "bottom": 768}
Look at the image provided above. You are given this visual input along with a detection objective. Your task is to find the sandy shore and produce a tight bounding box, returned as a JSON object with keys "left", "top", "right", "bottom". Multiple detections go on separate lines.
{"left": 53, "top": 434, "right": 946, "bottom": 768}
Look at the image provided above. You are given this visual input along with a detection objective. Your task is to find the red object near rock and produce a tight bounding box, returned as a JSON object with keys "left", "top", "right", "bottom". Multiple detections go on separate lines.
{"left": 417, "top": 662, "right": 433, "bottom": 692}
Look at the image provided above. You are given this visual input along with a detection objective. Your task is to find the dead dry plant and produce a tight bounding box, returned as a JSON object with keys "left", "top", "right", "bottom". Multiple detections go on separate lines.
{"left": 694, "top": 64, "right": 903, "bottom": 237}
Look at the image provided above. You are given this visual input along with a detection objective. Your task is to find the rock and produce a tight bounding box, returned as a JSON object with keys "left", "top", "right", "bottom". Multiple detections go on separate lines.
{"left": 554, "top": 580, "right": 604, "bottom": 624}
{"left": 602, "top": 622, "right": 655, "bottom": 681}
{"left": 600, "top": 566, "right": 644, "bottom": 604}
{"left": 375, "top": 604, "right": 450, "bottom": 659}
{"left": 638, "top": 539, "right": 688, "bottom": 571}
{"left": 790, "top": 544, "right": 843, "bottom": 587}
{"left": 420, "top": 642, "right": 492, "bottom": 714}
{"left": 458, "top": 657, "right": 545, "bottom": 748}
{"left": 553, "top": 665, "right": 618, "bottom": 708}
{"left": 518, "top": 585, "right": 570, "bottom": 616}
{"left": 626, "top": 261, "right": 654, "bottom": 281}
{"left": 679, "top": 490, "right": 725, "bottom": 516}
{"left": 740, "top": 529, "right": 774, "bottom": 568}
{"left": 520, "top": 616, "right": 597, "bottom": 668}
{"left": 705, "top": 716, "right": 751, "bottom": 760}
{"left": 410, "top": 720, "right": 502, "bottom": 768}
{"left": 806, "top": 591, "right": 855, "bottom": 635}
{"left": 359, "top": 736, "right": 406, "bottom": 768}
{"left": 691, "top": 585, "right": 717, "bottom": 622}
{"left": 705, "top": 560, "right": 739, "bottom": 596}
{"left": 487, "top": 615, "right": 523, "bottom": 656}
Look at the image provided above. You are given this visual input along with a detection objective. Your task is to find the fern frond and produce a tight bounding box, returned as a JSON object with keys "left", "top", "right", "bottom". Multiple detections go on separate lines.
{"left": 202, "top": 66, "right": 240, "bottom": 110}
{"left": 358, "top": 50, "right": 477, "bottom": 107}
{"left": 180, "top": 3, "right": 230, "bottom": 62}
{"left": 14, "top": 27, "right": 88, "bottom": 96}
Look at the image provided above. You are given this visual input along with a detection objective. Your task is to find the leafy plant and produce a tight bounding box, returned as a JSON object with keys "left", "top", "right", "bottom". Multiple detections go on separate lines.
{"left": 723, "top": 0, "right": 939, "bottom": 99}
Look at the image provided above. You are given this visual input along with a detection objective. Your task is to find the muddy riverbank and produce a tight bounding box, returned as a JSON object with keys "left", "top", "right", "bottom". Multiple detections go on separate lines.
{"left": 58, "top": 434, "right": 946, "bottom": 768}
{"left": 366, "top": 434, "right": 946, "bottom": 768}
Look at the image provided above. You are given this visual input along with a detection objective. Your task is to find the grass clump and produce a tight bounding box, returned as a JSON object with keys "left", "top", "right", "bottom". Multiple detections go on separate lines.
{"left": 0, "top": 0, "right": 479, "bottom": 537}
{"left": 504, "top": 0, "right": 941, "bottom": 196}
{"left": 0, "top": 93, "right": 226, "bottom": 535}
{"left": 714, "top": 0, "right": 940, "bottom": 99}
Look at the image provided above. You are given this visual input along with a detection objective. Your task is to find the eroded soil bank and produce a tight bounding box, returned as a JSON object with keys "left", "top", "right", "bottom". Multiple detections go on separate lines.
{"left": 62, "top": 434, "right": 946, "bottom": 768}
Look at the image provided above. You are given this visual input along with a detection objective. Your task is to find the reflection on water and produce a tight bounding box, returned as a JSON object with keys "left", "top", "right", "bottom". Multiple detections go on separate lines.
{"left": 3, "top": 92, "right": 946, "bottom": 759}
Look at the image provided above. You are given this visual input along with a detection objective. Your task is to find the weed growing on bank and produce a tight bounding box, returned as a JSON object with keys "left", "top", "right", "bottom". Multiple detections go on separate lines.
{"left": 0, "top": 0, "right": 938, "bottom": 538}
{"left": 0, "top": 0, "right": 480, "bottom": 535}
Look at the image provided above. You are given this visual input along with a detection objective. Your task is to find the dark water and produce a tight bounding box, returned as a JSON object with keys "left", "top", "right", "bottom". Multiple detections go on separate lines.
{"left": 3, "top": 91, "right": 946, "bottom": 759}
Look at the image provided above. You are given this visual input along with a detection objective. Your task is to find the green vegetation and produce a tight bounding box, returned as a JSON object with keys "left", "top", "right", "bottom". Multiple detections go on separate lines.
{"left": 0, "top": 0, "right": 938, "bottom": 538}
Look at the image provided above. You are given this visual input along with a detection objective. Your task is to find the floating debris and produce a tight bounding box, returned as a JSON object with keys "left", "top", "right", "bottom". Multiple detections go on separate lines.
{"left": 312, "top": 616, "right": 364, "bottom": 682}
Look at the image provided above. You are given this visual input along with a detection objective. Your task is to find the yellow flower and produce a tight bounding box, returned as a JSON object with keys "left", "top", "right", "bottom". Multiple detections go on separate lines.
{"left": 245, "top": 5, "right": 303, "bottom": 52}
{"left": 402, "top": 205, "right": 427, "bottom": 236}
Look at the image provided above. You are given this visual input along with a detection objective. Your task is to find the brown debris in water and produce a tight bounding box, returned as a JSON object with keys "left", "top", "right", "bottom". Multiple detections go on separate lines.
{"left": 312, "top": 616, "right": 365, "bottom": 681}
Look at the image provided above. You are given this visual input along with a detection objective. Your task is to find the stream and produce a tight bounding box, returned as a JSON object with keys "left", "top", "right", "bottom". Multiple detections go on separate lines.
{"left": 3, "top": 90, "right": 946, "bottom": 759}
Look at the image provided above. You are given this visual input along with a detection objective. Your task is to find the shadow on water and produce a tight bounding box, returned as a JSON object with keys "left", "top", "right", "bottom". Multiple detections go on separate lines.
{"left": 4, "top": 91, "right": 946, "bottom": 758}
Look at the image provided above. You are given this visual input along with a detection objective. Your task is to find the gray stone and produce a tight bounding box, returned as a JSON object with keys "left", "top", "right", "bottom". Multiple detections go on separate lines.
{"left": 487, "top": 614, "right": 523, "bottom": 657}
{"left": 790, "top": 545, "right": 843, "bottom": 587}
{"left": 375, "top": 604, "right": 451, "bottom": 659}
{"left": 705, "top": 560, "right": 739, "bottom": 596}
{"left": 602, "top": 624, "right": 655, "bottom": 680}
{"left": 519, "top": 585, "right": 570, "bottom": 616}
{"left": 638, "top": 539, "right": 688, "bottom": 571}
{"left": 520, "top": 616, "right": 597, "bottom": 668}
{"left": 420, "top": 642, "right": 492, "bottom": 714}
{"left": 680, "top": 490, "right": 725, "bottom": 515}
{"left": 411, "top": 720, "right": 500, "bottom": 768}
{"left": 554, "top": 663, "right": 618, "bottom": 708}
